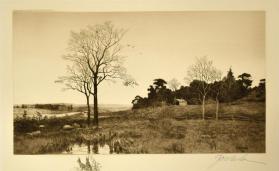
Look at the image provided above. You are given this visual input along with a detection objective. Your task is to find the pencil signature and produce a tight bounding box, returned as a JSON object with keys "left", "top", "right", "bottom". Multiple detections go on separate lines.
{"left": 207, "top": 154, "right": 266, "bottom": 169}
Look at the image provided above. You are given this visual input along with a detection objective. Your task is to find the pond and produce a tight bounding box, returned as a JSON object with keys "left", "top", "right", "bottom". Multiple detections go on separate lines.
{"left": 60, "top": 131, "right": 134, "bottom": 154}
{"left": 62, "top": 142, "right": 112, "bottom": 155}
{"left": 61, "top": 138, "right": 126, "bottom": 154}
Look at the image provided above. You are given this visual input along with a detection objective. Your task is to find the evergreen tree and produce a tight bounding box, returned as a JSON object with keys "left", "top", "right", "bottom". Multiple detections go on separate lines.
{"left": 236, "top": 73, "right": 253, "bottom": 97}
{"left": 223, "top": 68, "right": 236, "bottom": 103}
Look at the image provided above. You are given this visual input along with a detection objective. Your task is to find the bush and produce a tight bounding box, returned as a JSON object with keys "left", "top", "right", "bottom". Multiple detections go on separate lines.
{"left": 14, "top": 118, "right": 39, "bottom": 134}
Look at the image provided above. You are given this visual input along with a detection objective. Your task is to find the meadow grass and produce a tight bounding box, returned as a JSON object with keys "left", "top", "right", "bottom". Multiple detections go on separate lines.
{"left": 14, "top": 101, "right": 265, "bottom": 154}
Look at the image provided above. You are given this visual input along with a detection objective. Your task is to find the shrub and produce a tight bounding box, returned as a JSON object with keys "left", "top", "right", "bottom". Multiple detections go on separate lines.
{"left": 14, "top": 118, "right": 39, "bottom": 134}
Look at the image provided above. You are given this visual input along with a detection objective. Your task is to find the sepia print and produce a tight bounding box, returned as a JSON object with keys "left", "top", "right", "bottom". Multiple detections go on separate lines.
{"left": 13, "top": 11, "right": 265, "bottom": 155}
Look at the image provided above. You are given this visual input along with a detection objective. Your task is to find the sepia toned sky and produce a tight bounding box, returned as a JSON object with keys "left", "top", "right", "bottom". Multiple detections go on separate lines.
{"left": 13, "top": 11, "right": 265, "bottom": 105}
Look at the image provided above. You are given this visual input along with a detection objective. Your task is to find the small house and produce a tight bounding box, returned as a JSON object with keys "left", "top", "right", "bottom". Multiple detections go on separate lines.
{"left": 175, "top": 99, "right": 188, "bottom": 106}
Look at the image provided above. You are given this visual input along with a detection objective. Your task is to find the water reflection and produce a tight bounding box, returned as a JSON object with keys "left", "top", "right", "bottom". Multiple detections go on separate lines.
{"left": 63, "top": 132, "right": 129, "bottom": 154}
{"left": 87, "top": 141, "right": 91, "bottom": 153}
{"left": 63, "top": 141, "right": 112, "bottom": 154}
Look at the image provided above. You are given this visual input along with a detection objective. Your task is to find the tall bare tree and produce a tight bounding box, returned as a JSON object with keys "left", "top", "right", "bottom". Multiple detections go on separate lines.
{"left": 210, "top": 72, "right": 223, "bottom": 120}
{"left": 168, "top": 78, "right": 181, "bottom": 91}
{"left": 186, "top": 56, "right": 221, "bottom": 120}
{"left": 55, "top": 63, "right": 93, "bottom": 126}
{"left": 64, "top": 21, "right": 136, "bottom": 127}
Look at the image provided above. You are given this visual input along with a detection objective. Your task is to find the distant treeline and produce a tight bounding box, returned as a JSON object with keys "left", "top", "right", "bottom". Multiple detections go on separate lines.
{"left": 14, "top": 104, "right": 73, "bottom": 111}
{"left": 34, "top": 104, "right": 73, "bottom": 111}
{"left": 132, "top": 68, "right": 265, "bottom": 109}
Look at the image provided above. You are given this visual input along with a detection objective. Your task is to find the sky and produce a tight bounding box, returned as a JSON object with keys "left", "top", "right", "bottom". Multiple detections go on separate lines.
{"left": 13, "top": 11, "right": 265, "bottom": 105}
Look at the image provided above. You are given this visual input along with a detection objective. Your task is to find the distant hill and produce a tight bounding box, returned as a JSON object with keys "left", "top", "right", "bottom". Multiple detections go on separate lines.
{"left": 96, "top": 104, "right": 132, "bottom": 112}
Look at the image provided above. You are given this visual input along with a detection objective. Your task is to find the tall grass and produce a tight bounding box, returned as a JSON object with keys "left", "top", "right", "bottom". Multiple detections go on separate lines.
{"left": 14, "top": 101, "right": 265, "bottom": 154}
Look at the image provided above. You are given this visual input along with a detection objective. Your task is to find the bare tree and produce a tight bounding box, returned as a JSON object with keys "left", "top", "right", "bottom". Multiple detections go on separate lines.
{"left": 55, "top": 63, "right": 93, "bottom": 126}
{"left": 64, "top": 21, "right": 136, "bottom": 127}
{"left": 210, "top": 71, "right": 223, "bottom": 120}
{"left": 168, "top": 78, "right": 181, "bottom": 91}
{"left": 186, "top": 56, "right": 221, "bottom": 120}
